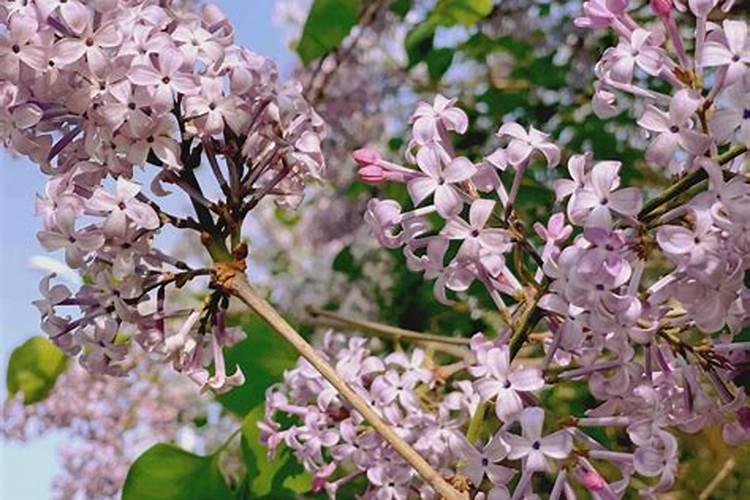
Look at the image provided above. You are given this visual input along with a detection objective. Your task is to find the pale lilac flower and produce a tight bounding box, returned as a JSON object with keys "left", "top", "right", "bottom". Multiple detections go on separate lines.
{"left": 36, "top": 208, "right": 105, "bottom": 268}
{"left": 453, "top": 435, "right": 515, "bottom": 488}
{"left": 441, "top": 199, "right": 512, "bottom": 275}
{"left": 36, "top": 0, "right": 90, "bottom": 34}
{"left": 567, "top": 161, "right": 642, "bottom": 228}
{"left": 633, "top": 430, "right": 679, "bottom": 495}
{"left": 701, "top": 20, "right": 750, "bottom": 86}
{"left": 87, "top": 178, "right": 160, "bottom": 237}
{"left": 407, "top": 148, "right": 475, "bottom": 217}
{"left": 0, "top": 15, "right": 47, "bottom": 80}
{"left": 710, "top": 82, "right": 750, "bottom": 146}
{"left": 183, "top": 76, "right": 249, "bottom": 136}
{"left": 657, "top": 210, "right": 718, "bottom": 265}
{"left": 384, "top": 349, "right": 433, "bottom": 385}
{"left": 504, "top": 407, "right": 573, "bottom": 471}
{"left": 637, "top": 89, "right": 711, "bottom": 166}
{"left": 607, "top": 29, "right": 663, "bottom": 83}
{"left": 171, "top": 23, "right": 223, "bottom": 65}
{"left": 53, "top": 22, "right": 123, "bottom": 74}
{"left": 32, "top": 274, "right": 72, "bottom": 318}
{"left": 474, "top": 346, "right": 545, "bottom": 421}
{"left": 371, "top": 370, "right": 420, "bottom": 410}
{"left": 128, "top": 47, "right": 197, "bottom": 110}
{"left": 496, "top": 122, "right": 560, "bottom": 168}
{"left": 410, "top": 94, "right": 469, "bottom": 145}
{"left": 575, "top": 0, "right": 620, "bottom": 29}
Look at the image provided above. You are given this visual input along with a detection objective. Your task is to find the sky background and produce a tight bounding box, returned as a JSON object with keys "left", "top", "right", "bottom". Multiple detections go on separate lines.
{"left": 0, "top": 1, "right": 294, "bottom": 497}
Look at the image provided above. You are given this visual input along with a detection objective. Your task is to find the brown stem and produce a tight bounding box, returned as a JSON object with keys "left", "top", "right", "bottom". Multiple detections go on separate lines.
{"left": 306, "top": 306, "right": 471, "bottom": 346}
{"left": 231, "top": 275, "right": 465, "bottom": 500}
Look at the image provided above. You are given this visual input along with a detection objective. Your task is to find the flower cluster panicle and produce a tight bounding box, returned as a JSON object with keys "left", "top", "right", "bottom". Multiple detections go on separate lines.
{"left": 262, "top": 331, "right": 579, "bottom": 499}
{"left": 1, "top": 0, "right": 326, "bottom": 392}
{"left": 330, "top": 0, "right": 750, "bottom": 497}
{"left": 2, "top": 356, "right": 237, "bottom": 500}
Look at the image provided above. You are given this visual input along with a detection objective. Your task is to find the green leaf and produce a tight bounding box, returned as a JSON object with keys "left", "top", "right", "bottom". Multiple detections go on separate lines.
{"left": 430, "top": 0, "right": 494, "bottom": 25}
{"left": 405, "top": 0, "right": 493, "bottom": 67}
{"left": 296, "top": 0, "right": 363, "bottom": 64}
{"left": 122, "top": 444, "right": 235, "bottom": 500}
{"left": 241, "top": 405, "right": 311, "bottom": 499}
{"left": 405, "top": 22, "right": 436, "bottom": 67}
{"left": 426, "top": 47, "right": 455, "bottom": 81}
{"left": 6, "top": 336, "right": 67, "bottom": 404}
{"left": 390, "top": 0, "right": 412, "bottom": 18}
{"left": 332, "top": 246, "right": 362, "bottom": 279}
{"left": 217, "top": 316, "right": 298, "bottom": 416}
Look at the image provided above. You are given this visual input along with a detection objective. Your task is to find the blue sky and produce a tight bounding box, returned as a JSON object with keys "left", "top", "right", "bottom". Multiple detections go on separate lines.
{"left": 0, "top": 1, "right": 294, "bottom": 497}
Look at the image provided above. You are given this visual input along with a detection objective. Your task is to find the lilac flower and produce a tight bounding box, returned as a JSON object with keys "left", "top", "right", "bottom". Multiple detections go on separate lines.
{"left": 606, "top": 29, "right": 663, "bottom": 83}
{"left": 410, "top": 94, "right": 469, "bottom": 145}
{"left": 36, "top": 0, "right": 90, "bottom": 34}
{"left": 0, "top": 15, "right": 47, "bottom": 80}
{"left": 496, "top": 122, "right": 560, "bottom": 168}
{"left": 32, "top": 274, "right": 71, "bottom": 318}
{"left": 87, "top": 178, "right": 160, "bottom": 237}
{"left": 53, "top": 22, "right": 123, "bottom": 74}
{"left": 503, "top": 407, "right": 573, "bottom": 471}
{"left": 36, "top": 208, "right": 105, "bottom": 268}
{"left": 442, "top": 199, "right": 513, "bottom": 275}
{"left": 407, "top": 148, "right": 475, "bottom": 217}
{"left": 474, "top": 346, "right": 545, "bottom": 421}
{"left": 710, "top": 82, "right": 750, "bottom": 146}
{"left": 183, "top": 77, "right": 249, "bottom": 136}
{"left": 364, "top": 199, "right": 429, "bottom": 249}
{"left": 453, "top": 435, "right": 515, "bottom": 488}
{"left": 575, "top": 0, "right": 621, "bottom": 29}
{"left": 371, "top": 370, "right": 420, "bottom": 410}
{"left": 128, "top": 47, "right": 197, "bottom": 110}
{"left": 657, "top": 210, "right": 718, "bottom": 265}
{"left": 633, "top": 430, "right": 678, "bottom": 495}
{"left": 637, "top": 89, "right": 711, "bottom": 166}
{"left": 567, "top": 161, "right": 642, "bottom": 228}
{"left": 701, "top": 20, "right": 750, "bottom": 86}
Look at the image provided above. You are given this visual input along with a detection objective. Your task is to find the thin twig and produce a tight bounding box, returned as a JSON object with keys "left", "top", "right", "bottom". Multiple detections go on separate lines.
{"left": 638, "top": 145, "right": 747, "bottom": 220}
{"left": 230, "top": 275, "right": 465, "bottom": 500}
{"left": 303, "top": 316, "right": 470, "bottom": 359}
{"left": 306, "top": 306, "right": 472, "bottom": 346}
{"left": 698, "top": 456, "right": 736, "bottom": 500}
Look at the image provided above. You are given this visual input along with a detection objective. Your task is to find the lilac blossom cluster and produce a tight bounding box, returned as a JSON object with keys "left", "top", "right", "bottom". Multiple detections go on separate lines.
{"left": 262, "top": 331, "right": 572, "bottom": 499}
{"left": 2, "top": 357, "right": 238, "bottom": 499}
{"left": 0, "top": 0, "right": 325, "bottom": 391}
{"left": 295, "top": 0, "right": 750, "bottom": 497}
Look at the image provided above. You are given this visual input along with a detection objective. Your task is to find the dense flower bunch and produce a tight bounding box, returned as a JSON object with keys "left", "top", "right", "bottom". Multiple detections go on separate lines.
{"left": 2, "top": 357, "right": 238, "bottom": 499}
{"left": 305, "top": 0, "right": 750, "bottom": 497}
{"left": 0, "top": 0, "right": 325, "bottom": 391}
{"left": 263, "top": 331, "right": 568, "bottom": 499}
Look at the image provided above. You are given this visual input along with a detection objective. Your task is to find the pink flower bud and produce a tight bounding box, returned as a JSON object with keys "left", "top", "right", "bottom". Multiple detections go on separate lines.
{"left": 580, "top": 470, "right": 606, "bottom": 491}
{"left": 650, "top": 0, "right": 672, "bottom": 16}
{"left": 352, "top": 148, "right": 381, "bottom": 167}
{"left": 358, "top": 165, "right": 386, "bottom": 184}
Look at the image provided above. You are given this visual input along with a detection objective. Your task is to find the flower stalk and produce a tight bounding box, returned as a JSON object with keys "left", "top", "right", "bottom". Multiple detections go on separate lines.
{"left": 231, "top": 274, "right": 465, "bottom": 500}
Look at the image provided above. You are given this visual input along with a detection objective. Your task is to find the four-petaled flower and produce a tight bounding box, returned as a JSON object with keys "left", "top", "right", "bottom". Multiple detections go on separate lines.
{"left": 503, "top": 407, "right": 573, "bottom": 471}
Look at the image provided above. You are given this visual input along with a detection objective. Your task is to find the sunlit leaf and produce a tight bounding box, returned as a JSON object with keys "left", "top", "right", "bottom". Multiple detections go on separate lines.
{"left": 217, "top": 316, "right": 298, "bottom": 416}
{"left": 122, "top": 444, "right": 234, "bottom": 500}
{"left": 241, "top": 405, "right": 311, "bottom": 499}
{"left": 296, "top": 0, "right": 363, "bottom": 64}
{"left": 6, "top": 336, "right": 67, "bottom": 404}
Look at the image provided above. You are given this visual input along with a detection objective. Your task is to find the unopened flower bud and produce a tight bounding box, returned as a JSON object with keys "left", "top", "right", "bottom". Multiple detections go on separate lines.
{"left": 580, "top": 470, "right": 606, "bottom": 491}
{"left": 358, "top": 165, "right": 386, "bottom": 184}
{"left": 352, "top": 148, "right": 382, "bottom": 167}
{"left": 650, "top": 0, "right": 672, "bottom": 16}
